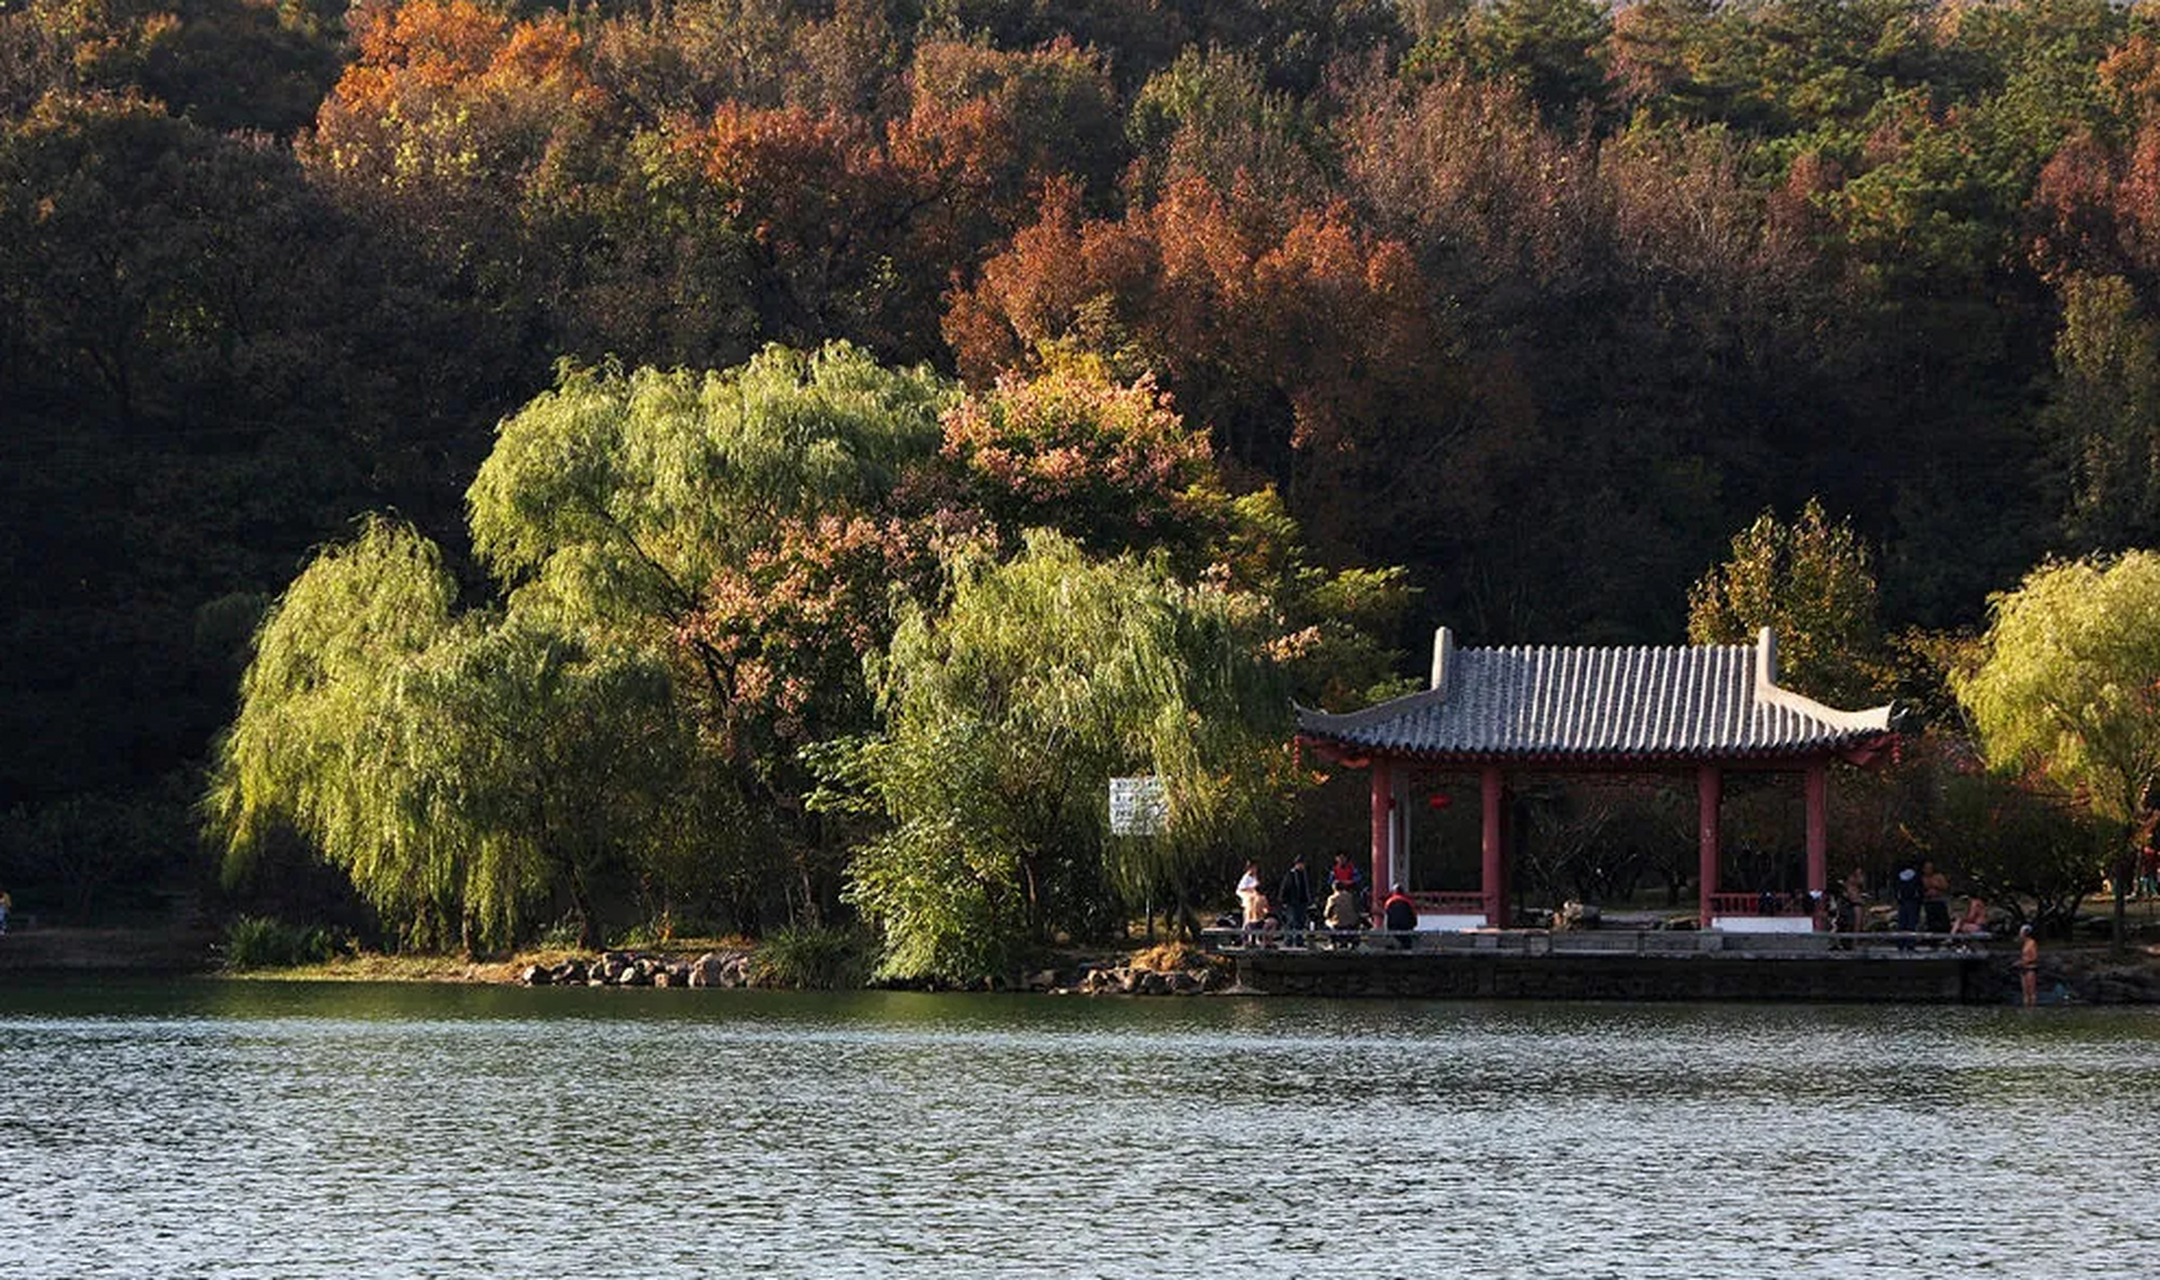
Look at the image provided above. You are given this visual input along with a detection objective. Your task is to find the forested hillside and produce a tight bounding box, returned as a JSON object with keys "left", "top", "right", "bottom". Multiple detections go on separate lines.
{"left": 5, "top": 0, "right": 2156, "bottom": 941}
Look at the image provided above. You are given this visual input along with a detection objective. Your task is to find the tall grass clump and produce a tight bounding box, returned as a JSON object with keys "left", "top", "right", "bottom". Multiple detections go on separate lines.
{"left": 223, "top": 915, "right": 335, "bottom": 970}
{"left": 752, "top": 923, "right": 869, "bottom": 989}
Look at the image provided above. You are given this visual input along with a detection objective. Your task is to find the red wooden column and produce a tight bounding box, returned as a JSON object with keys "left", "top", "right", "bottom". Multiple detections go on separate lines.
{"left": 1369, "top": 758, "right": 1392, "bottom": 923}
{"left": 1805, "top": 762, "right": 1829, "bottom": 932}
{"left": 1481, "top": 765, "right": 1504, "bottom": 928}
{"left": 1697, "top": 764, "right": 1721, "bottom": 929}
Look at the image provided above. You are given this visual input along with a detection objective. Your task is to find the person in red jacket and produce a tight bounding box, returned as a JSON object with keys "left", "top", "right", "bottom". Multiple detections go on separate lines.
{"left": 1381, "top": 885, "right": 1416, "bottom": 950}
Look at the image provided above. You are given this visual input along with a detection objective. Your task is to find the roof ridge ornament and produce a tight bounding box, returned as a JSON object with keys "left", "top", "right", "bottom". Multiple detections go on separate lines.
{"left": 1429, "top": 626, "right": 1454, "bottom": 697}
{"left": 1750, "top": 625, "right": 1895, "bottom": 733}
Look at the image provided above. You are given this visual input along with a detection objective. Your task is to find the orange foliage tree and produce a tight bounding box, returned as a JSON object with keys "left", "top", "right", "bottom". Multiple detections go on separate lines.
{"left": 945, "top": 173, "right": 1456, "bottom": 560}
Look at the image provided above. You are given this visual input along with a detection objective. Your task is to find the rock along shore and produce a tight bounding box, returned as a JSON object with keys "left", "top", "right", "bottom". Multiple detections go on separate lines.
{"left": 520, "top": 949, "right": 758, "bottom": 989}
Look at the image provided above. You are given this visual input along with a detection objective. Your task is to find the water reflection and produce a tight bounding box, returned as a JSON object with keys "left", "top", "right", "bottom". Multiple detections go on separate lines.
{"left": 2, "top": 981, "right": 2156, "bottom": 1278}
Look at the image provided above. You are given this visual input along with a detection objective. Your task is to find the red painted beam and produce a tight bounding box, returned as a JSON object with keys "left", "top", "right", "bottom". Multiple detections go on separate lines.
{"left": 1369, "top": 759, "right": 1391, "bottom": 925}
{"left": 1806, "top": 763, "right": 1828, "bottom": 931}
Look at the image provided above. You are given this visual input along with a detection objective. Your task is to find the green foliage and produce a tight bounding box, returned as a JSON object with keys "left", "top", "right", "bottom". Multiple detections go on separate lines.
{"left": 205, "top": 517, "right": 736, "bottom": 950}
{"left": 469, "top": 346, "right": 953, "bottom": 626}
{"left": 1955, "top": 550, "right": 2160, "bottom": 944}
{"left": 1923, "top": 753, "right": 2107, "bottom": 935}
{"left": 1956, "top": 551, "right": 2160, "bottom": 828}
{"left": 465, "top": 346, "right": 959, "bottom": 921}
{"left": 207, "top": 517, "right": 459, "bottom": 888}
{"left": 1413, "top": 0, "right": 1614, "bottom": 121}
{"left": 2044, "top": 275, "right": 2160, "bottom": 552}
{"left": 752, "top": 922, "right": 871, "bottom": 989}
{"left": 1125, "top": 46, "right": 1320, "bottom": 200}
{"left": 222, "top": 914, "right": 335, "bottom": 970}
{"left": 0, "top": 774, "right": 197, "bottom": 920}
{"left": 820, "top": 531, "right": 1294, "bottom": 984}
{"left": 1688, "top": 498, "right": 1887, "bottom": 707}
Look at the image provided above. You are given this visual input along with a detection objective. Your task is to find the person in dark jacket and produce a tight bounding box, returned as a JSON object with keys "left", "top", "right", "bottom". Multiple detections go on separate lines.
{"left": 1277, "top": 855, "right": 1314, "bottom": 944}
{"left": 1893, "top": 863, "right": 1923, "bottom": 951}
{"left": 1381, "top": 884, "right": 1417, "bottom": 950}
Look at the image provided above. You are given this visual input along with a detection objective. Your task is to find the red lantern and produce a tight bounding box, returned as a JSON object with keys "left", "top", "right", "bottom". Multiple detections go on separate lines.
{"left": 1427, "top": 793, "right": 1452, "bottom": 809}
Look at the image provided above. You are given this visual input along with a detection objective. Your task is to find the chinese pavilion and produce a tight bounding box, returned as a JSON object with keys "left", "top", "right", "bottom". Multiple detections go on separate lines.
{"left": 1294, "top": 628, "right": 1897, "bottom": 932}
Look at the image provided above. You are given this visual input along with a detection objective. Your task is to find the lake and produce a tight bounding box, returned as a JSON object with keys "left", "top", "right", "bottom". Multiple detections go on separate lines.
{"left": 2, "top": 980, "right": 2155, "bottom": 1278}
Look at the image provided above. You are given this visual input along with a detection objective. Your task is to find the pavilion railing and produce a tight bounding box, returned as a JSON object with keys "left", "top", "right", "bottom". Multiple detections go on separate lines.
{"left": 1708, "top": 891, "right": 1816, "bottom": 917}
{"left": 1199, "top": 926, "right": 1993, "bottom": 956}
{"left": 1409, "top": 892, "right": 1485, "bottom": 915}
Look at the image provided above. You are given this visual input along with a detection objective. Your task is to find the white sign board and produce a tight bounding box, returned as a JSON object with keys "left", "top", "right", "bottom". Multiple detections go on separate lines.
{"left": 1108, "top": 775, "right": 1168, "bottom": 836}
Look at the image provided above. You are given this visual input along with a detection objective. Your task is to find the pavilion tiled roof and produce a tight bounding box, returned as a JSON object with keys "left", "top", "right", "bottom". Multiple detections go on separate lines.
{"left": 1295, "top": 628, "right": 1895, "bottom": 763}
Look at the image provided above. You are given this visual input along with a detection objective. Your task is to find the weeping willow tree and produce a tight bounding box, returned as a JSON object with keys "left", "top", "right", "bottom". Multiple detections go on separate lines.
{"left": 812, "top": 531, "right": 1295, "bottom": 984}
{"left": 1954, "top": 551, "right": 2160, "bottom": 950}
{"left": 205, "top": 518, "right": 735, "bottom": 951}
{"left": 466, "top": 343, "right": 951, "bottom": 634}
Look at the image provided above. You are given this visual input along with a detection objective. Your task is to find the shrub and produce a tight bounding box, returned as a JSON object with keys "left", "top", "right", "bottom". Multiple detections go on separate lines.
{"left": 223, "top": 915, "right": 335, "bottom": 970}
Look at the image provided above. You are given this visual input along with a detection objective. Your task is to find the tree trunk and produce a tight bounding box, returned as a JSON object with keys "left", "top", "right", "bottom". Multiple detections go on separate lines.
{"left": 2113, "top": 848, "right": 2133, "bottom": 954}
{"left": 1171, "top": 881, "right": 1202, "bottom": 941}
{"left": 569, "top": 870, "right": 603, "bottom": 952}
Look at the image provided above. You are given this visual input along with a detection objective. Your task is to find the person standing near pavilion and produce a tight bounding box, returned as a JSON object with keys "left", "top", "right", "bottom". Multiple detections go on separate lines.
{"left": 1277, "top": 855, "right": 1313, "bottom": 945}
{"left": 2017, "top": 925, "right": 2040, "bottom": 1007}
{"left": 1893, "top": 862, "right": 1923, "bottom": 950}
{"left": 1840, "top": 866, "right": 1869, "bottom": 934}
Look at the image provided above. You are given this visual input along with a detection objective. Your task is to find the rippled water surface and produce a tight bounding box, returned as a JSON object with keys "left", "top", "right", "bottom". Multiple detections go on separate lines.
{"left": 3, "top": 980, "right": 2157, "bottom": 1278}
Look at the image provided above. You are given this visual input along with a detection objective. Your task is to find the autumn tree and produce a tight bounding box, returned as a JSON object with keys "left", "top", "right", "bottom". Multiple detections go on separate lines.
{"left": 300, "top": 0, "right": 620, "bottom": 376}
{"left": 945, "top": 173, "right": 1456, "bottom": 564}
{"left": 0, "top": 0, "right": 343, "bottom": 132}
{"left": 892, "top": 37, "right": 1124, "bottom": 232}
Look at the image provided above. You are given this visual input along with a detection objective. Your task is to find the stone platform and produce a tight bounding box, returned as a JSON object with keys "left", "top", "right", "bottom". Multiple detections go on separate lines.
{"left": 1214, "top": 932, "right": 1996, "bottom": 1002}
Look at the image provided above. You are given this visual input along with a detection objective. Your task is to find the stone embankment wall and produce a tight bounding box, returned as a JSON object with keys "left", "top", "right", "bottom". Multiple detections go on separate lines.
{"left": 1228, "top": 951, "right": 1990, "bottom": 1002}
